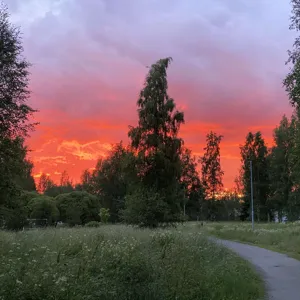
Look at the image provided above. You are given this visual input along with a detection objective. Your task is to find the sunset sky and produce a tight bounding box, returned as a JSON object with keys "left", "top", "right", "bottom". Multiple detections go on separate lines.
{"left": 7, "top": 0, "right": 295, "bottom": 188}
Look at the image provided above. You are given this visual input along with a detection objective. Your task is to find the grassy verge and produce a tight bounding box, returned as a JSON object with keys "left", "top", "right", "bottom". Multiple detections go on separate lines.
{"left": 204, "top": 221, "right": 300, "bottom": 260}
{"left": 0, "top": 225, "right": 264, "bottom": 300}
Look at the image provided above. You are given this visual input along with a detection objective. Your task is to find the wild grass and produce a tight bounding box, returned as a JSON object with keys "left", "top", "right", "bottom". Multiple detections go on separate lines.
{"left": 0, "top": 225, "right": 264, "bottom": 300}
{"left": 205, "top": 221, "right": 300, "bottom": 259}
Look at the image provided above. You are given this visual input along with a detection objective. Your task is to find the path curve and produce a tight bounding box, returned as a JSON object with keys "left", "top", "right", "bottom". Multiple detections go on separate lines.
{"left": 214, "top": 239, "right": 300, "bottom": 300}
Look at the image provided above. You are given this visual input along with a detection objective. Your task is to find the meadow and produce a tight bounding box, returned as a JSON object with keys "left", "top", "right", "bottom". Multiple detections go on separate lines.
{"left": 0, "top": 225, "right": 264, "bottom": 300}
{"left": 205, "top": 221, "right": 300, "bottom": 259}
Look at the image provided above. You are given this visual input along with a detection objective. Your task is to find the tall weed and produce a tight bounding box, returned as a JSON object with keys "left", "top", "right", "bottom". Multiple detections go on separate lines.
{"left": 0, "top": 225, "right": 263, "bottom": 300}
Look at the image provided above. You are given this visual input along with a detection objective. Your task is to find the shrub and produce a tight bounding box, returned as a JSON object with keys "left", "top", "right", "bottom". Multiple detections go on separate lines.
{"left": 99, "top": 208, "right": 110, "bottom": 224}
{"left": 1, "top": 206, "right": 28, "bottom": 230}
{"left": 122, "top": 187, "right": 170, "bottom": 227}
{"left": 20, "top": 191, "right": 39, "bottom": 206}
{"left": 55, "top": 191, "right": 100, "bottom": 226}
{"left": 28, "top": 195, "right": 59, "bottom": 225}
{"left": 1, "top": 191, "right": 30, "bottom": 230}
{"left": 85, "top": 221, "right": 101, "bottom": 227}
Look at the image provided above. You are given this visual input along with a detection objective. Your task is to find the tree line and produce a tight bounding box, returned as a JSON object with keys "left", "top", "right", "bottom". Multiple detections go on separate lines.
{"left": 2, "top": 1, "right": 300, "bottom": 229}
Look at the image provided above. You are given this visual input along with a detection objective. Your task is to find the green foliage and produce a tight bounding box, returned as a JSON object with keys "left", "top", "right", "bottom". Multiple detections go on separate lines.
{"left": 284, "top": 0, "right": 300, "bottom": 108}
{"left": 240, "top": 132, "right": 270, "bottom": 221}
{"left": 200, "top": 132, "right": 224, "bottom": 199}
{"left": 1, "top": 187, "right": 39, "bottom": 230}
{"left": 180, "top": 148, "right": 205, "bottom": 220}
{"left": 99, "top": 208, "right": 110, "bottom": 224}
{"left": 44, "top": 184, "right": 74, "bottom": 197}
{"left": 0, "top": 3, "right": 36, "bottom": 138}
{"left": 75, "top": 169, "right": 94, "bottom": 192}
{"left": 0, "top": 4, "right": 37, "bottom": 227}
{"left": 123, "top": 187, "right": 171, "bottom": 227}
{"left": 89, "top": 142, "right": 135, "bottom": 222}
{"left": 0, "top": 196, "right": 28, "bottom": 230}
{"left": 80, "top": 137, "right": 207, "bottom": 225}
{"left": 284, "top": 60, "right": 300, "bottom": 108}
{"left": 85, "top": 221, "right": 101, "bottom": 227}
{"left": 0, "top": 226, "right": 264, "bottom": 300}
{"left": 280, "top": 1, "right": 300, "bottom": 221}
{"left": 55, "top": 191, "right": 100, "bottom": 226}
{"left": 28, "top": 195, "right": 59, "bottom": 225}
{"left": 72, "top": 58, "right": 242, "bottom": 225}
{"left": 201, "top": 196, "right": 241, "bottom": 221}
{"left": 14, "top": 159, "right": 36, "bottom": 191}
{"left": 37, "top": 173, "right": 55, "bottom": 194}
{"left": 20, "top": 190, "right": 39, "bottom": 206}
{"left": 125, "top": 57, "right": 185, "bottom": 227}
{"left": 57, "top": 171, "right": 74, "bottom": 194}
{"left": 0, "top": 137, "right": 27, "bottom": 206}
{"left": 38, "top": 172, "right": 74, "bottom": 197}
{"left": 289, "top": 112, "right": 300, "bottom": 220}
{"left": 44, "top": 185, "right": 63, "bottom": 197}
{"left": 0, "top": 137, "right": 35, "bottom": 229}
{"left": 268, "top": 115, "right": 296, "bottom": 220}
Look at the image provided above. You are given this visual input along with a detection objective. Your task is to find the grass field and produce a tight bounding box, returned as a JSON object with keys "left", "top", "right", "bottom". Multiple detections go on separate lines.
{"left": 205, "top": 221, "right": 300, "bottom": 260}
{"left": 0, "top": 225, "right": 264, "bottom": 300}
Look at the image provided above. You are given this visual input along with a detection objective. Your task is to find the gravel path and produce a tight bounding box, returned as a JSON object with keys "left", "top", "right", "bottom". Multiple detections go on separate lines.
{"left": 215, "top": 239, "right": 300, "bottom": 300}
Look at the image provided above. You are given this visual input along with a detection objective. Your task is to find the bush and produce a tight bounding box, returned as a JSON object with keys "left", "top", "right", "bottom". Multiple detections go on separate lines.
{"left": 55, "top": 191, "right": 100, "bottom": 226}
{"left": 99, "top": 208, "right": 110, "bottom": 224}
{"left": 1, "top": 191, "right": 29, "bottom": 230}
{"left": 122, "top": 187, "right": 170, "bottom": 227}
{"left": 28, "top": 195, "right": 59, "bottom": 225}
{"left": 20, "top": 191, "right": 39, "bottom": 206}
{"left": 85, "top": 221, "right": 101, "bottom": 227}
{"left": 1, "top": 206, "right": 28, "bottom": 230}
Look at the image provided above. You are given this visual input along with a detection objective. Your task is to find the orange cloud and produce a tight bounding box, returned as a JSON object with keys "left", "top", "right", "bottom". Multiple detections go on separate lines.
{"left": 57, "top": 140, "right": 112, "bottom": 161}
{"left": 28, "top": 115, "right": 276, "bottom": 189}
{"left": 34, "top": 156, "right": 67, "bottom": 165}
{"left": 33, "top": 172, "right": 50, "bottom": 179}
{"left": 29, "top": 137, "right": 115, "bottom": 185}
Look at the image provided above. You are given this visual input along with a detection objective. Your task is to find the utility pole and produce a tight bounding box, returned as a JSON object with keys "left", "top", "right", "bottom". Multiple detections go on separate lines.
{"left": 250, "top": 160, "right": 254, "bottom": 230}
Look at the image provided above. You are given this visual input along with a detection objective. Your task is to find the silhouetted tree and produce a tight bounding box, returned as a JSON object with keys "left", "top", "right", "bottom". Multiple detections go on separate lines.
{"left": 124, "top": 57, "right": 185, "bottom": 227}
{"left": 240, "top": 132, "right": 270, "bottom": 221}
{"left": 200, "top": 132, "right": 224, "bottom": 200}
{"left": 0, "top": 4, "right": 37, "bottom": 228}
